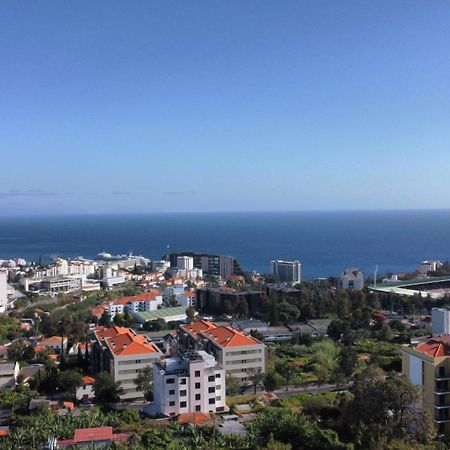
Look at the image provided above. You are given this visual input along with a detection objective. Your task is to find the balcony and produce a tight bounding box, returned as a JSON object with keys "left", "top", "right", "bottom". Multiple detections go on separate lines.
{"left": 435, "top": 390, "right": 450, "bottom": 395}
{"left": 434, "top": 417, "right": 450, "bottom": 423}
{"left": 434, "top": 404, "right": 450, "bottom": 410}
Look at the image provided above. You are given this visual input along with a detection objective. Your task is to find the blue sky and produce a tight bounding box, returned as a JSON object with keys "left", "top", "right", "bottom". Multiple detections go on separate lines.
{"left": 1, "top": 1, "right": 450, "bottom": 214}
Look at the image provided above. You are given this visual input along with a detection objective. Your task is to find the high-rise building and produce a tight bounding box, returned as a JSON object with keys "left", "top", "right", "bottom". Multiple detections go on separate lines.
{"left": 270, "top": 260, "right": 301, "bottom": 283}
{"left": 177, "top": 256, "right": 194, "bottom": 271}
{"left": 0, "top": 271, "right": 7, "bottom": 313}
{"left": 432, "top": 308, "right": 450, "bottom": 335}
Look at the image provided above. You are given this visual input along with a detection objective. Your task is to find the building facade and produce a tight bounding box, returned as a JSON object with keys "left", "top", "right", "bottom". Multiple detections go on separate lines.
{"left": 270, "top": 260, "right": 301, "bottom": 283}
{"left": 432, "top": 308, "right": 450, "bottom": 335}
{"left": 179, "top": 321, "right": 268, "bottom": 383}
{"left": 152, "top": 350, "right": 226, "bottom": 417}
{"left": 402, "top": 336, "right": 450, "bottom": 433}
{"left": 338, "top": 268, "right": 364, "bottom": 290}
{"left": 91, "top": 326, "right": 163, "bottom": 400}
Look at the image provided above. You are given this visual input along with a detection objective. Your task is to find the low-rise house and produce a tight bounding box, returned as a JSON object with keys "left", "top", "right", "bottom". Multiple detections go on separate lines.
{"left": 57, "top": 427, "right": 129, "bottom": 448}
{"left": 39, "top": 336, "right": 67, "bottom": 355}
{"left": 20, "top": 364, "right": 45, "bottom": 385}
{"left": 91, "top": 326, "right": 163, "bottom": 400}
{"left": 0, "top": 362, "right": 19, "bottom": 391}
{"left": 151, "top": 350, "right": 227, "bottom": 418}
{"left": 76, "top": 376, "right": 95, "bottom": 402}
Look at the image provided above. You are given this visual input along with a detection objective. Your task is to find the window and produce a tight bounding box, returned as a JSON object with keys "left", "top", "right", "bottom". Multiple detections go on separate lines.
{"left": 208, "top": 387, "right": 215, "bottom": 393}
{"left": 180, "top": 378, "right": 187, "bottom": 385}
{"left": 215, "top": 373, "right": 220, "bottom": 378}
{"left": 195, "top": 370, "right": 200, "bottom": 377}
{"left": 195, "top": 382, "right": 201, "bottom": 389}
{"left": 180, "top": 401, "right": 187, "bottom": 408}
{"left": 195, "top": 405, "right": 201, "bottom": 412}
{"left": 216, "top": 385, "right": 221, "bottom": 390}
{"left": 180, "top": 390, "right": 187, "bottom": 397}
{"left": 209, "top": 398, "right": 215, "bottom": 404}
{"left": 216, "top": 396, "right": 221, "bottom": 401}
{"left": 169, "top": 401, "right": 175, "bottom": 406}
{"left": 195, "top": 394, "right": 201, "bottom": 400}
{"left": 208, "top": 375, "right": 215, "bottom": 382}
{"left": 169, "top": 390, "right": 175, "bottom": 395}
{"left": 166, "top": 378, "right": 175, "bottom": 384}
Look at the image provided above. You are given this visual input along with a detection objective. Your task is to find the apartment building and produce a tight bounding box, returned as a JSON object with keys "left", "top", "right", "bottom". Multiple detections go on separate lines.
{"left": 152, "top": 350, "right": 226, "bottom": 417}
{"left": 0, "top": 271, "right": 7, "bottom": 313}
{"left": 91, "top": 326, "right": 163, "bottom": 400}
{"left": 402, "top": 335, "right": 450, "bottom": 433}
{"left": 270, "top": 260, "right": 302, "bottom": 283}
{"left": 179, "top": 321, "right": 268, "bottom": 383}
{"left": 338, "top": 268, "right": 364, "bottom": 290}
{"left": 108, "top": 290, "right": 163, "bottom": 319}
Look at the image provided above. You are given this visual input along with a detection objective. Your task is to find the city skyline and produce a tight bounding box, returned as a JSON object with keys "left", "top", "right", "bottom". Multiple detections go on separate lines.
{"left": 1, "top": 1, "right": 450, "bottom": 215}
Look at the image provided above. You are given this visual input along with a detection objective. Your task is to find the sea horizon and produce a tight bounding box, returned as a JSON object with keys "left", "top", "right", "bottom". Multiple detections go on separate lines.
{"left": 1, "top": 209, "right": 450, "bottom": 279}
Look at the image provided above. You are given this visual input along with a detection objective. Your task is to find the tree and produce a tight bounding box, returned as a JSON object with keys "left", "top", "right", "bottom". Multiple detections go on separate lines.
{"left": 94, "top": 372, "right": 123, "bottom": 405}
{"left": 264, "top": 370, "right": 284, "bottom": 392}
{"left": 346, "top": 365, "right": 435, "bottom": 448}
{"left": 57, "top": 370, "right": 83, "bottom": 398}
{"left": 379, "top": 323, "right": 394, "bottom": 342}
{"left": 249, "top": 368, "right": 264, "bottom": 394}
{"left": 336, "top": 291, "right": 350, "bottom": 319}
{"left": 7, "top": 340, "right": 34, "bottom": 362}
{"left": 99, "top": 310, "right": 112, "bottom": 327}
{"left": 225, "top": 373, "right": 240, "bottom": 396}
{"left": 338, "top": 346, "right": 358, "bottom": 382}
{"left": 134, "top": 365, "right": 153, "bottom": 401}
{"left": 186, "top": 306, "right": 196, "bottom": 322}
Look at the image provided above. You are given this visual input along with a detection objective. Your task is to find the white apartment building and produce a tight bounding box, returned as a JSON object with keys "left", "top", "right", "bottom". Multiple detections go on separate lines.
{"left": 338, "top": 268, "right": 364, "bottom": 290}
{"left": 108, "top": 291, "right": 163, "bottom": 319}
{"left": 179, "top": 321, "right": 268, "bottom": 383}
{"left": 92, "top": 326, "right": 163, "bottom": 400}
{"left": 432, "top": 308, "right": 450, "bottom": 335}
{"left": 418, "top": 260, "right": 442, "bottom": 276}
{"left": 0, "top": 271, "right": 8, "bottom": 313}
{"left": 152, "top": 350, "right": 227, "bottom": 417}
{"left": 177, "top": 256, "right": 194, "bottom": 271}
{"left": 270, "top": 260, "right": 302, "bottom": 283}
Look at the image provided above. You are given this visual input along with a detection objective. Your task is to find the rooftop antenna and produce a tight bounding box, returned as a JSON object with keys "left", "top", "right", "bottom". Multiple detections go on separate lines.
{"left": 374, "top": 265, "right": 379, "bottom": 287}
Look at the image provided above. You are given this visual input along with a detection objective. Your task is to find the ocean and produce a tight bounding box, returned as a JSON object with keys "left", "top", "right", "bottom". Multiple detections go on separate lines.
{"left": 0, "top": 210, "right": 449, "bottom": 279}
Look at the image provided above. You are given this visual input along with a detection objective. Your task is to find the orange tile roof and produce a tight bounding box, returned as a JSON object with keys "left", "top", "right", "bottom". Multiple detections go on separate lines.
{"left": 95, "top": 326, "right": 161, "bottom": 357}
{"left": 40, "top": 336, "right": 66, "bottom": 346}
{"left": 180, "top": 320, "right": 218, "bottom": 340}
{"left": 183, "top": 291, "right": 196, "bottom": 297}
{"left": 63, "top": 401, "right": 75, "bottom": 410}
{"left": 177, "top": 412, "right": 211, "bottom": 425}
{"left": 200, "top": 326, "right": 261, "bottom": 347}
{"left": 82, "top": 376, "right": 95, "bottom": 385}
{"left": 0, "top": 430, "right": 9, "bottom": 437}
{"left": 416, "top": 339, "right": 450, "bottom": 357}
{"left": 112, "top": 290, "right": 161, "bottom": 305}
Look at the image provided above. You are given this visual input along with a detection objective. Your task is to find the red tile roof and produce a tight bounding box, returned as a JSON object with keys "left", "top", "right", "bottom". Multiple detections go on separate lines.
{"left": 416, "top": 338, "right": 450, "bottom": 357}
{"left": 82, "top": 376, "right": 95, "bottom": 385}
{"left": 177, "top": 412, "right": 211, "bottom": 425}
{"left": 58, "top": 427, "right": 129, "bottom": 446}
{"left": 200, "top": 325, "right": 261, "bottom": 347}
{"left": 180, "top": 320, "right": 218, "bottom": 340}
{"left": 112, "top": 290, "right": 161, "bottom": 305}
{"left": 95, "top": 326, "right": 161, "bottom": 357}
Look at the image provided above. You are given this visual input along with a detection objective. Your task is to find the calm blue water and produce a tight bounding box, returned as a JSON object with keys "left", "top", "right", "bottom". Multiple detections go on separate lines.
{"left": 0, "top": 211, "right": 449, "bottom": 279}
